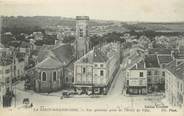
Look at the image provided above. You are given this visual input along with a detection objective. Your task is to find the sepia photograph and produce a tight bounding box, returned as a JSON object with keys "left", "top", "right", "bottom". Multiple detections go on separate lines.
{"left": 0, "top": 0, "right": 184, "bottom": 116}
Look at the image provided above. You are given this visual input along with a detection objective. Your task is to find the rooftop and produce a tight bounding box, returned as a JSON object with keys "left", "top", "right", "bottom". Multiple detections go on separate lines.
{"left": 0, "top": 56, "right": 13, "bottom": 66}
{"left": 158, "top": 55, "right": 173, "bottom": 64}
{"left": 36, "top": 43, "right": 75, "bottom": 69}
{"left": 36, "top": 56, "right": 63, "bottom": 69}
{"left": 145, "top": 55, "right": 160, "bottom": 68}
{"left": 173, "top": 48, "right": 184, "bottom": 59}
{"left": 148, "top": 48, "right": 171, "bottom": 55}
{"left": 37, "top": 45, "right": 55, "bottom": 62}
{"left": 51, "top": 44, "right": 74, "bottom": 65}
{"left": 130, "top": 59, "right": 145, "bottom": 70}
{"left": 76, "top": 43, "right": 119, "bottom": 64}
{"left": 166, "top": 60, "right": 184, "bottom": 81}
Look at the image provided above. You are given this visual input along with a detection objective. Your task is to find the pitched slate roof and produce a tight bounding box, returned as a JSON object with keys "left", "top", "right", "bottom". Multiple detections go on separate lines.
{"left": 148, "top": 48, "right": 171, "bottom": 55}
{"left": 51, "top": 44, "right": 74, "bottom": 65}
{"left": 173, "top": 48, "right": 184, "bottom": 59}
{"left": 0, "top": 56, "right": 13, "bottom": 66}
{"left": 36, "top": 56, "right": 63, "bottom": 69}
{"left": 166, "top": 60, "right": 184, "bottom": 81}
{"left": 158, "top": 55, "right": 173, "bottom": 64}
{"left": 93, "top": 48, "right": 108, "bottom": 62}
{"left": 37, "top": 45, "right": 55, "bottom": 62}
{"left": 130, "top": 59, "right": 145, "bottom": 70}
{"left": 145, "top": 55, "right": 160, "bottom": 68}
{"left": 0, "top": 43, "right": 5, "bottom": 48}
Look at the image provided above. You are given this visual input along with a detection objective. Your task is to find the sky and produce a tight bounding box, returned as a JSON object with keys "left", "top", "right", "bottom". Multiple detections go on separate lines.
{"left": 0, "top": 0, "right": 184, "bottom": 22}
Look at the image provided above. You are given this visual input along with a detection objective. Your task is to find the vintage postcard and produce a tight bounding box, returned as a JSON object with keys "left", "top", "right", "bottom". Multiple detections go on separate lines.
{"left": 0, "top": 0, "right": 184, "bottom": 116}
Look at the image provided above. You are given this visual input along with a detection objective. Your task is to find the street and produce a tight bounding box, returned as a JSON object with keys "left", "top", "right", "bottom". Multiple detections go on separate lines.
{"left": 10, "top": 66, "right": 170, "bottom": 111}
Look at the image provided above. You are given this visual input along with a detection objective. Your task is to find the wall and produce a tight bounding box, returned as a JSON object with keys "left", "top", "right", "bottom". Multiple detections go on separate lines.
{"left": 128, "top": 70, "right": 147, "bottom": 87}
{"left": 35, "top": 68, "right": 63, "bottom": 93}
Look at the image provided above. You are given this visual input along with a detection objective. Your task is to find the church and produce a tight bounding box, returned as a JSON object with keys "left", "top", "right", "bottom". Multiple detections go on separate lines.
{"left": 33, "top": 16, "right": 90, "bottom": 93}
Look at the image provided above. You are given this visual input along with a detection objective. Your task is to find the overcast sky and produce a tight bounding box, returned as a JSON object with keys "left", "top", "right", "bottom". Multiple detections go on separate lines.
{"left": 0, "top": 0, "right": 184, "bottom": 22}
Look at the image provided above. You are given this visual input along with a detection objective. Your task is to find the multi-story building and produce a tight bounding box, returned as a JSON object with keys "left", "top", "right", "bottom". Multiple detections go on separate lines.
{"left": 73, "top": 42, "right": 120, "bottom": 95}
{"left": 125, "top": 48, "right": 174, "bottom": 95}
{"left": 12, "top": 55, "right": 25, "bottom": 82}
{"left": 0, "top": 56, "right": 13, "bottom": 107}
{"left": 126, "top": 57, "right": 147, "bottom": 95}
{"left": 165, "top": 60, "right": 184, "bottom": 107}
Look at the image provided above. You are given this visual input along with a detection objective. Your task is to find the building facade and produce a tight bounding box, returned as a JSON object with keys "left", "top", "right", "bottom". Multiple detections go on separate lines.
{"left": 34, "top": 57, "right": 63, "bottom": 92}
{"left": 0, "top": 57, "right": 13, "bottom": 107}
{"left": 33, "top": 44, "right": 75, "bottom": 93}
{"left": 126, "top": 59, "right": 147, "bottom": 95}
{"left": 74, "top": 42, "right": 120, "bottom": 95}
{"left": 165, "top": 60, "right": 184, "bottom": 107}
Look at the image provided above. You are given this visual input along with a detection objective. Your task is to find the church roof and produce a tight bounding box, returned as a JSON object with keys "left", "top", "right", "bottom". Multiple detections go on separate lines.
{"left": 51, "top": 44, "right": 74, "bottom": 65}
{"left": 36, "top": 56, "right": 63, "bottom": 69}
{"left": 37, "top": 45, "right": 55, "bottom": 62}
{"left": 36, "top": 44, "right": 74, "bottom": 69}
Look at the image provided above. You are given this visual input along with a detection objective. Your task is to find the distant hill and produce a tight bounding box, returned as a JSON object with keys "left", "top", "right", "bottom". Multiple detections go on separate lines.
{"left": 1, "top": 16, "right": 184, "bottom": 34}
{"left": 122, "top": 22, "right": 184, "bottom": 32}
{"left": 1, "top": 16, "right": 114, "bottom": 34}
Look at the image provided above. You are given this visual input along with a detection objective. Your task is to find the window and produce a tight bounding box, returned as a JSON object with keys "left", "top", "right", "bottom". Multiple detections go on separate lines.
{"left": 139, "top": 72, "right": 143, "bottom": 77}
{"left": 94, "top": 64, "right": 98, "bottom": 67}
{"left": 100, "top": 64, "right": 104, "bottom": 67}
{"left": 5, "top": 69, "right": 10, "bottom": 74}
{"left": 181, "top": 84, "right": 182, "bottom": 92}
{"left": 0, "top": 70, "right": 2, "bottom": 74}
{"left": 100, "top": 70, "right": 104, "bottom": 76}
{"left": 72, "top": 77, "right": 74, "bottom": 82}
{"left": 53, "top": 71, "right": 57, "bottom": 81}
{"left": 162, "top": 72, "right": 165, "bottom": 76}
{"left": 154, "top": 71, "right": 158, "bottom": 75}
{"left": 177, "top": 82, "right": 179, "bottom": 89}
{"left": 127, "top": 80, "right": 129, "bottom": 86}
{"left": 39, "top": 72, "right": 41, "bottom": 80}
{"left": 79, "top": 28, "right": 83, "bottom": 37}
{"left": 6, "top": 77, "right": 10, "bottom": 83}
{"left": 42, "top": 72, "right": 46, "bottom": 81}
{"left": 83, "top": 68, "right": 86, "bottom": 73}
{"left": 148, "top": 71, "right": 151, "bottom": 76}
{"left": 66, "top": 77, "right": 68, "bottom": 82}
{"left": 148, "top": 78, "right": 151, "bottom": 82}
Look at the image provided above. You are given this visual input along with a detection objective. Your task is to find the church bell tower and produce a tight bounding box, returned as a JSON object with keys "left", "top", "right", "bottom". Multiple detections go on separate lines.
{"left": 75, "top": 16, "right": 89, "bottom": 59}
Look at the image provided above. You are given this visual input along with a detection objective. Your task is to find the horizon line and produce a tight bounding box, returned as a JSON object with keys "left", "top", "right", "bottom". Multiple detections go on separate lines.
{"left": 1, "top": 15, "right": 184, "bottom": 23}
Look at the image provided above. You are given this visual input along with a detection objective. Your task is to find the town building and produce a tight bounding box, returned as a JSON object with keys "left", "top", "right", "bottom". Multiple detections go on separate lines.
{"left": 165, "top": 60, "right": 184, "bottom": 107}
{"left": 73, "top": 42, "right": 120, "bottom": 95}
{"left": 12, "top": 53, "right": 26, "bottom": 82}
{"left": 125, "top": 48, "right": 174, "bottom": 95}
{"left": 0, "top": 56, "right": 13, "bottom": 107}
{"left": 0, "top": 43, "right": 12, "bottom": 57}
{"left": 126, "top": 56, "right": 147, "bottom": 95}
{"left": 33, "top": 43, "right": 75, "bottom": 93}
